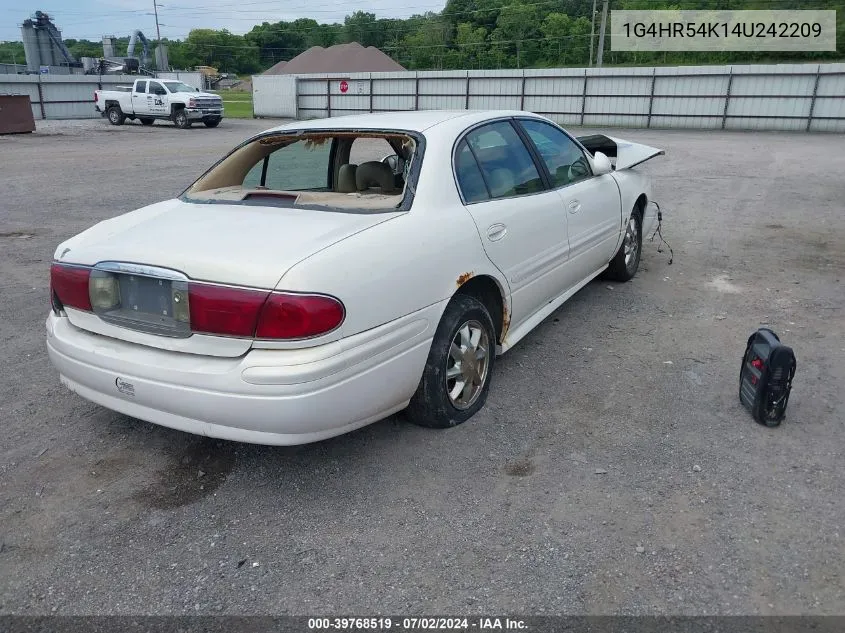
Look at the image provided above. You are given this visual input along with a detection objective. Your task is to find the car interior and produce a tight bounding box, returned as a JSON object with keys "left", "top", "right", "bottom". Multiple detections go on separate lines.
{"left": 183, "top": 132, "right": 417, "bottom": 211}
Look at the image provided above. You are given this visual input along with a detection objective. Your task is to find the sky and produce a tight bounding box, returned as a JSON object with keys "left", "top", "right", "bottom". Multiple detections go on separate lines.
{"left": 0, "top": 0, "right": 447, "bottom": 42}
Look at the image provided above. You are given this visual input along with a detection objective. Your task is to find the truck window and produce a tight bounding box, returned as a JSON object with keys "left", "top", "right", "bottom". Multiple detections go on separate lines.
{"left": 148, "top": 81, "right": 165, "bottom": 96}
{"left": 134, "top": 81, "right": 147, "bottom": 94}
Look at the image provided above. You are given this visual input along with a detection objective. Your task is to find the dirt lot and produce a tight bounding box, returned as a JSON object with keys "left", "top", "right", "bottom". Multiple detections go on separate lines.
{"left": 1, "top": 117, "right": 843, "bottom": 616}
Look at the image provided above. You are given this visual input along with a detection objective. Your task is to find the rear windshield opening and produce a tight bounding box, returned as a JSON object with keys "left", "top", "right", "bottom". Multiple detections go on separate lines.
{"left": 183, "top": 131, "right": 419, "bottom": 212}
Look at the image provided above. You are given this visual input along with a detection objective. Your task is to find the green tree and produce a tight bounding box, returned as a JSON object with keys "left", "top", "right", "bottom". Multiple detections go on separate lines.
{"left": 453, "top": 22, "right": 489, "bottom": 69}
{"left": 492, "top": 2, "right": 543, "bottom": 68}
{"left": 344, "top": 11, "right": 383, "bottom": 47}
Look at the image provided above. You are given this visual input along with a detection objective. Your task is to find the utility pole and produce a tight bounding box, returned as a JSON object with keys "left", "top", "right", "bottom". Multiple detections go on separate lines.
{"left": 596, "top": 0, "right": 609, "bottom": 68}
{"left": 152, "top": 1, "right": 163, "bottom": 69}
{"left": 588, "top": 0, "right": 597, "bottom": 67}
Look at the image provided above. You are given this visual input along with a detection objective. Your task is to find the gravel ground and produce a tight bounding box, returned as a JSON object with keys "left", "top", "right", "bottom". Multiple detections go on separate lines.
{"left": 0, "top": 117, "right": 843, "bottom": 616}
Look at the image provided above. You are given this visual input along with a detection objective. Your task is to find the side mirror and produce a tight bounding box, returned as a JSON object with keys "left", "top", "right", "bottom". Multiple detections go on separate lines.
{"left": 591, "top": 151, "right": 612, "bottom": 176}
{"left": 381, "top": 154, "right": 400, "bottom": 173}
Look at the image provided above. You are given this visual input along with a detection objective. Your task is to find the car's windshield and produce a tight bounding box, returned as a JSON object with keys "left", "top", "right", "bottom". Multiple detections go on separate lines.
{"left": 182, "top": 131, "right": 419, "bottom": 213}
{"left": 163, "top": 81, "right": 197, "bottom": 93}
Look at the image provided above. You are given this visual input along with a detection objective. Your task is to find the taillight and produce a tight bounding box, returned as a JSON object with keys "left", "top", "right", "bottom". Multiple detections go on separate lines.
{"left": 187, "top": 284, "right": 344, "bottom": 339}
{"left": 50, "top": 263, "right": 92, "bottom": 311}
{"left": 94, "top": 91, "right": 98, "bottom": 103}
{"left": 256, "top": 293, "right": 344, "bottom": 339}
{"left": 188, "top": 284, "right": 268, "bottom": 337}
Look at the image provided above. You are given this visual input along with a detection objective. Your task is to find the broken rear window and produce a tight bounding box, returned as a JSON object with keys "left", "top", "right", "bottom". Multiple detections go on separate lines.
{"left": 182, "top": 131, "right": 420, "bottom": 213}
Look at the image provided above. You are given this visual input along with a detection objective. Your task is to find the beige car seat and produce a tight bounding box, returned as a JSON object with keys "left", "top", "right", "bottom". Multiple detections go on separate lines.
{"left": 355, "top": 161, "right": 397, "bottom": 194}
{"left": 337, "top": 163, "right": 358, "bottom": 193}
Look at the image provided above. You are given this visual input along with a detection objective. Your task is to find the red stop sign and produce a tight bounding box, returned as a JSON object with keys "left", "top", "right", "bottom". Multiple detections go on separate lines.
{"left": 339, "top": 80, "right": 349, "bottom": 93}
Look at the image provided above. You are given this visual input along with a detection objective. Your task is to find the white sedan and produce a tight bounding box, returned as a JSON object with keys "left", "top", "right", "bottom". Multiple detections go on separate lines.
{"left": 46, "top": 110, "right": 664, "bottom": 445}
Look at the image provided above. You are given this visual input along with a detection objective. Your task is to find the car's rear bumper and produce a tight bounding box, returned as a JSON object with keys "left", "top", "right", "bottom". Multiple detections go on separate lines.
{"left": 46, "top": 307, "right": 438, "bottom": 445}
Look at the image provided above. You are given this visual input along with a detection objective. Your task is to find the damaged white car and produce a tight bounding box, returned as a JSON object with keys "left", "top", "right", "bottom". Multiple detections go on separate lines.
{"left": 46, "top": 111, "right": 664, "bottom": 445}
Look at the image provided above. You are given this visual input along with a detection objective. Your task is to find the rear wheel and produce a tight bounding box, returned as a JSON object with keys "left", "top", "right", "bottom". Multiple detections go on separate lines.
{"left": 605, "top": 206, "right": 642, "bottom": 282}
{"left": 406, "top": 294, "right": 496, "bottom": 428}
{"left": 106, "top": 106, "right": 125, "bottom": 126}
{"left": 173, "top": 109, "right": 191, "bottom": 129}
{"left": 140, "top": 118, "right": 154, "bottom": 126}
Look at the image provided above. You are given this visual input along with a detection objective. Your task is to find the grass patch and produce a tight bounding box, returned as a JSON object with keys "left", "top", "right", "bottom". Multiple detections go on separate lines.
{"left": 213, "top": 90, "right": 253, "bottom": 119}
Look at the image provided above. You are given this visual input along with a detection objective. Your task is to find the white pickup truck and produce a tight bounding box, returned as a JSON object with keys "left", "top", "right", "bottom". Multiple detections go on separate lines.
{"left": 94, "top": 78, "right": 224, "bottom": 129}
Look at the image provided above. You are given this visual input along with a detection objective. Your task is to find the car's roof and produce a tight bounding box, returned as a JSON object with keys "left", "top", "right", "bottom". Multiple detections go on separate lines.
{"left": 265, "top": 110, "right": 540, "bottom": 135}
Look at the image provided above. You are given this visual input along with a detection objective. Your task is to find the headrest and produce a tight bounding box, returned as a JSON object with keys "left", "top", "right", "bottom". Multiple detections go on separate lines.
{"left": 337, "top": 163, "right": 358, "bottom": 193}
{"left": 355, "top": 161, "right": 397, "bottom": 193}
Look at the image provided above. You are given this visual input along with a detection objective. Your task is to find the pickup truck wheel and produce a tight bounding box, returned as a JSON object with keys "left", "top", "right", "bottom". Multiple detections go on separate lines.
{"left": 203, "top": 119, "right": 220, "bottom": 128}
{"left": 140, "top": 118, "right": 154, "bottom": 126}
{"left": 605, "top": 207, "right": 642, "bottom": 282}
{"left": 173, "top": 110, "right": 191, "bottom": 129}
{"left": 106, "top": 107, "right": 125, "bottom": 126}
{"left": 406, "top": 294, "right": 495, "bottom": 429}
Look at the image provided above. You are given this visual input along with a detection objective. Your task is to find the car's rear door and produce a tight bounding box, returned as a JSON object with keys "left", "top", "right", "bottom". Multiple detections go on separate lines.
{"left": 455, "top": 119, "right": 570, "bottom": 331}
{"left": 131, "top": 80, "right": 148, "bottom": 115}
{"left": 516, "top": 118, "right": 622, "bottom": 286}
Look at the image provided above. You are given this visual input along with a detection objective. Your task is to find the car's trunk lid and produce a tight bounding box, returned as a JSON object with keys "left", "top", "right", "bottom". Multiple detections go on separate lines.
{"left": 55, "top": 199, "right": 400, "bottom": 356}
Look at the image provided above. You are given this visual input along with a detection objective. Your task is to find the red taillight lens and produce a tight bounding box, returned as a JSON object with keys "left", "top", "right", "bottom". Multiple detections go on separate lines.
{"left": 94, "top": 91, "right": 98, "bottom": 103}
{"left": 751, "top": 359, "right": 764, "bottom": 370}
{"left": 256, "top": 293, "right": 344, "bottom": 339}
{"left": 188, "top": 284, "right": 269, "bottom": 337}
{"left": 188, "top": 285, "right": 344, "bottom": 339}
{"left": 50, "top": 263, "right": 92, "bottom": 311}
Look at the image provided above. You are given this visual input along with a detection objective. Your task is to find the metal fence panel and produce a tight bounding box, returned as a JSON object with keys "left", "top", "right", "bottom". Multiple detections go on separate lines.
{"left": 0, "top": 73, "right": 216, "bottom": 120}
{"left": 418, "top": 77, "right": 466, "bottom": 95}
{"left": 817, "top": 73, "right": 845, "bottom": 96}
{"left": 281, "top": 62, "right": 844, "bottom": 132}
{"left": 0, "top": 74, "right": 41, "bottom": 119}
{"left": 252, "top": 74, "right": 297, "bottom": 118}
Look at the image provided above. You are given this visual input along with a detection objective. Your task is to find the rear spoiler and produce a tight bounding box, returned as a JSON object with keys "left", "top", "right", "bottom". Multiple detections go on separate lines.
{"left": 577, "top": 134, "right": 664, "bottom": 170}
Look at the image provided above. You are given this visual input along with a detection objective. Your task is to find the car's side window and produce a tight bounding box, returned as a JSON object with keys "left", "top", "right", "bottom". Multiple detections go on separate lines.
{"left": 147, "top": 81, "right": 165, "bottom": 95}
{"left": 519, "top": 119, "right": 593, "bottom": 188}
{"left": 454, "top": 140, "right": 489, "bottom": 203}
{"left": 134, "top": 81, "right": 146, "bottom": 94}
{"left": 463, "top": 121, "right": 544, "bottom": 200}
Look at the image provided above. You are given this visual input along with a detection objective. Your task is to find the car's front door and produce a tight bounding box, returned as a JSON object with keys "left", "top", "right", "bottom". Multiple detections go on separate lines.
{"left": 516, "top": 118, "right": 622, "bottom": 286}
{"left": 146, "top": 81, "right": 169, "bottom": 116}
{"left": 455, "top": 120, "right": 570, "bottom": 331}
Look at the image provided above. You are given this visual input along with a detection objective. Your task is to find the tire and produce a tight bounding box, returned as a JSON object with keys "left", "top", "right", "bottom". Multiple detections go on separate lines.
{"left": 173, "top": 109, "right": 191, "bottom": 129}
{"left": 406, "top": 294, "right": 496, "bottom": 429}
{"left": 106, "top": 106, "right": 125, "bottom": 126}
{"left": 605, "top": 205, "right": 643, "bottom": 282}
{"left": 203, "top": 119, "right": 221, "bottom": 128}
{"left": 140, "top": 118, "right": 154, "bottom": 126}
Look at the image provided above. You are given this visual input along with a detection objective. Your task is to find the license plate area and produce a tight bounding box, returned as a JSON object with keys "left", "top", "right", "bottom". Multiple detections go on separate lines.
{"left": 90, "top": 265, "right": 191, "bottom": 338}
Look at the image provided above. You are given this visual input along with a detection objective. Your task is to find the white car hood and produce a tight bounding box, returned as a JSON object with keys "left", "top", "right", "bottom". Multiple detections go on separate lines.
{"left": 54, "top": 199, "right": 401, "bottom": 289}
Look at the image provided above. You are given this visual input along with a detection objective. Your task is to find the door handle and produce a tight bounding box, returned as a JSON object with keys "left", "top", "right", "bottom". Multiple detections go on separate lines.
{"left": 567, "top": 199, "right": 581, "bottom": 214}
{"left": 486, "top": 223, "right": 507, "bottom": 242}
